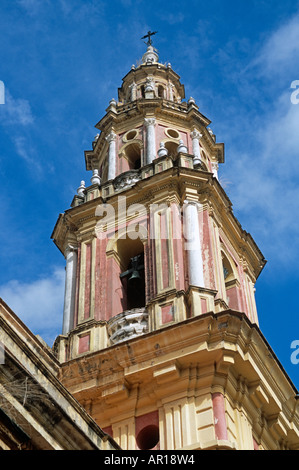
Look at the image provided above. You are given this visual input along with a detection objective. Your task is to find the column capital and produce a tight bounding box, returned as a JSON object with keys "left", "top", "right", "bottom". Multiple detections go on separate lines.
{"left": 183, "top": 199, "right": 203, "bottom": 210}
{"left": 106, "top": 131, "right": 117, "bottom": 143}
{"left": 144, "top": 117, "right": 156, "bottom": 127}
{"left": 64, "top": 244, "right": 78, "bottom": 257}
{"left": 211, "top": 161, "right": 219, "bottom": 179}
{"left": 190, "top": 129, "right": 203, "bottom": 140}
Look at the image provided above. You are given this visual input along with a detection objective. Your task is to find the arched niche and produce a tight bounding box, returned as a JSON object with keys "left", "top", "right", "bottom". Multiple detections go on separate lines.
{"left": 106, "top": 229, "right": 147, "bottom": 311}
{"left": 221, "top": 250, "right": 240, "bottom": 310}
{"left": 164, "top": 140, "right": 179, "bottom": 158}
{"left": 136, "top": 424, "right": 159, "bottom": 450}
{"left": 119, "top": 140, "right": 143, "bottom": 170}
{"left": 157, "top": 84, "right": 165, "bottom": 98}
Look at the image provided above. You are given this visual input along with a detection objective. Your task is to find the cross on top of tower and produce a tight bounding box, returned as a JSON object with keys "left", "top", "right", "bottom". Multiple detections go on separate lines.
{"left": 141, "top": 30, "right": 158, "bottom": 46}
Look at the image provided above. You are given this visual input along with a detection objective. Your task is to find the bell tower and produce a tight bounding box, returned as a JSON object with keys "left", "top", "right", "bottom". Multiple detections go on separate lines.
{"left": 52, "top": 37, "right": 299, "bottom": 451}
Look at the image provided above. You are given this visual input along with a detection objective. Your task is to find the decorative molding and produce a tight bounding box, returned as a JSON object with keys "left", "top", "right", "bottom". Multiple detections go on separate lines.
{"left": 144, "top": 117, "right": 156, "bottom": 127}
{"left": 113, "top": 169, "right": 141, "bottom": 192}
{"left": 105, "top": 131, "right": 117, "bottom": 143}
{"left": 107, "top": 308, "right": 149, "bottom": 345}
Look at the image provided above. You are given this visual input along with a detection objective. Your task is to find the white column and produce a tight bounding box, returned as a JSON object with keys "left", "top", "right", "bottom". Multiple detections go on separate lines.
{"left": 129, "top": 82, "right": 137, "bottom": 101}
{"left": 168, "top": 81, "right": 175, "bottom": 101}
{"left": 144, "top": 117, "right": 156, "bottom": 164}
{"left": 183, "top": 201, "right": 205, "bottom": 288}
{"left": 190, "top": 129, "right": 203, "bottom": 165}
{"left": 62, "top": 245, "right": 78, "bottom": 335}
{"left": 106, "top": 131, "right": 117, "bottom": 180}
{"left": 211, "top": 161, "right": 219, "bottom": 180}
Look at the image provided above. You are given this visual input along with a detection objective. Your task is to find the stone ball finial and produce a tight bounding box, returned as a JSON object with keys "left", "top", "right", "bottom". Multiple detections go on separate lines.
{"left": 188, "top": 97, "right": 196, "bottom": 106}
{"left": 77, "top": 181, "right": 86, "bottom": 197}
{"left": 109, "top": 98, "right": 117, "bottom": 108}
{"left": 157, "top": 142, "right": 168, "bottom": 158}
{"left": 91, "top": 169, "right": 101, "bottom": 186}
{"left": 142, "top": 45, "right": 159, "bottom": 65}
{"left": 177, "top": 139, "right": 188, "bottom": 154}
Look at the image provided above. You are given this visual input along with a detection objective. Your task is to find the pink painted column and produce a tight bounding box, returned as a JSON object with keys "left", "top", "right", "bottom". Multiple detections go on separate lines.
{"left": 171, "top": 203, "right": 185, "bottom": 292}
{"left": 84, "top": 243, "right": 92, "bottom": 319}
{"left": 160, "top": 211, "right": 170, "bottom": 290}
{"left": 212, "top": 392, "right": 228, "bottom": 440}
{"left": 106, "top": 256, "right": 125, "bottom": 319}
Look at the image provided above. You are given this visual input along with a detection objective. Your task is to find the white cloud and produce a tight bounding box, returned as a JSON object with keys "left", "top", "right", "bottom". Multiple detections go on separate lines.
{"left": 13, "top": 135, "right": 35, "bottom": 164}
{"left": 0, "top": 89, "right": 34, "bottom": 126}
{"left": 217, "top": 13, "right": 299, "bottom": 269}
{"left": 250, "top": 13, "right": 299, "bottom": 78}
{"left": 0, "top": 90, "right": 48, "bottom": 176}
{"left": 11, "top": 134, "right": 45, "bottom": 177}
{"left": 221, "top": 86, "right": 299, "bottom": 266}
{"left": 0, "top": 268, "right": 65, "bottom": 346}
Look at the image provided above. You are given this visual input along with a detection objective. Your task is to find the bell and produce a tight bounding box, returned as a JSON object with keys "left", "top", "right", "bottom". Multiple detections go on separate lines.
{"left": 128, "top": 270, "right": 142, "bottom": 285}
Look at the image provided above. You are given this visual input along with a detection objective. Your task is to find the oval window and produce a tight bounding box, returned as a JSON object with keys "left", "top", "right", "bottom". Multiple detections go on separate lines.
{"left": 124, "top": 129, "right": 139, "bottom": 142}
{"left": 165, "top": 128, "right": 180, "bottom": 140}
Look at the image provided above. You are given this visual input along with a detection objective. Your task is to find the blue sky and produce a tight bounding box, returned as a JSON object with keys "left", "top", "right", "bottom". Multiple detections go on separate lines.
{"left": 0, "top": 0, "right": 299, "bottom": 390}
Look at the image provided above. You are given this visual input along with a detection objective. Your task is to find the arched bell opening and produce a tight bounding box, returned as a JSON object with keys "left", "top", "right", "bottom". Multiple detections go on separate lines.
{"left": 106, "top": 235, "right": 149, "bottom": 345}
{"left": 121, "top": 252, "right": 145, "bottom": 309}
{"left": 120, "top": 141, "right": 143, "bottom": 170}
{"left": 116, "top": 237, "right": 146, "bottom": 311}
{"left": 157, "top": 85, "right": 165, "bottom": 98}
{"left": 127, "top": 143, "right": 142, "bottom": 169}
{"left": 164, "top": 140, "right": 178, "bottom": 158}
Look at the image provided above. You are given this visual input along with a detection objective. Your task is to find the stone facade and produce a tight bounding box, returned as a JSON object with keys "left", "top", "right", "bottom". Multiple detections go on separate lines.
{"left": 57, "top": 310, "right": 299, "bottom": 450}
{"left": 0, "top": 298, "right": 119, "bottom": 450}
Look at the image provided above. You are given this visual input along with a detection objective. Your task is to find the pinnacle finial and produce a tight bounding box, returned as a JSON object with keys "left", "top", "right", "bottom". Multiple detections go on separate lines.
{"left": 141, "top": 31, "right": 159, "bottom": 65}
{"left": 141, "top": 30, "right": 158, "bottom": 47}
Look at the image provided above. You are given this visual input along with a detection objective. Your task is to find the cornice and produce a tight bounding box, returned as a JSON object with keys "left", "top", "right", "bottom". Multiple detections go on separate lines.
{"left": 59, "top": 309, "right": 298, "bottom": 400}
{"left": 52, "top": 161, "right": 266, "bottom": 278}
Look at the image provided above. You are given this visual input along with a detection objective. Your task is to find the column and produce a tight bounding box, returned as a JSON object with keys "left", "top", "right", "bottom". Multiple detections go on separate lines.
{"left": 211, "top": 161, "right": 219, "bottom": 180}
{"left": 183, "top": 201, "right": 205, "bottom": 287}
{"left": 62, "top": 245, "right": 78, "bottom": 335}
{"left": 106, "top": 131, "right": 117, "bottom": 180}
{"left": 144, "top": 117, "right": 156, "bottom": 164}
{"left": 129, "top": 82, "right": 137, "bottom": 101}
{"left": 212, "top": 392, "right": 228, "bottom": 441}
{"left": 168, "top": 81, "right": 175, "bottom": 101}
{"left": 190, "top": 129, "right": 203, "bottom": 165}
